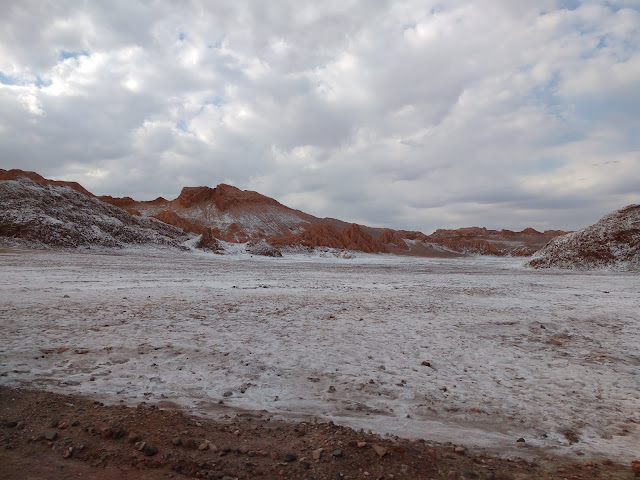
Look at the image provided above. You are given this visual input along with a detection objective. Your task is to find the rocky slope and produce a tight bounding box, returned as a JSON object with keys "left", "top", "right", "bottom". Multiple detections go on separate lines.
{"left": 529, "top": 204, "right": 640, "bottom": 270}
{"left": 0, "top": 176, "right": 190, "bottom": 249}
{"left": 2, "top": 169, "right": 569, "bottom": 256}
{"left": 425, "top": 226, "right": 566, "bottom": 257}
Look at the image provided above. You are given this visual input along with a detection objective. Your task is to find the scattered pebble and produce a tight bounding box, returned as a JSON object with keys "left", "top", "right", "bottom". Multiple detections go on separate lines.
{"left": 373, "top": 444, "right": 388, "bottom": 457}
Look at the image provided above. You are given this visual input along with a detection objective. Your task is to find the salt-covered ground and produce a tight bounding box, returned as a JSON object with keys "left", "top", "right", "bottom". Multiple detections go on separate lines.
{"left": 1, "top": 248, "right": 638, "bottom": 461}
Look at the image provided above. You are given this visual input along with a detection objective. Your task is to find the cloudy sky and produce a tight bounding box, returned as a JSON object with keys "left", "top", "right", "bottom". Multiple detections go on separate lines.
{"left": 1, "top": 1, "right": 639, "bottom": 233}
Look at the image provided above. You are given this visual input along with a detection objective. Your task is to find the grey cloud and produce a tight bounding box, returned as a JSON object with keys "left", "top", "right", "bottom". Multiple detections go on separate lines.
{"left": 1, "top": 0, "right": 639, "bottom": 233}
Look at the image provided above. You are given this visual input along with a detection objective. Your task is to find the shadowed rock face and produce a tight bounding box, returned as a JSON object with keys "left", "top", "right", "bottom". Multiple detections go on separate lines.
{"left": 0, "top": 177, "right": 188, "bottom": 248}
{"left": 0, "top": 168, "right": 94, "bottom": 197}
{"left": 529, "top": 204, "right": 640, "bottom": 270}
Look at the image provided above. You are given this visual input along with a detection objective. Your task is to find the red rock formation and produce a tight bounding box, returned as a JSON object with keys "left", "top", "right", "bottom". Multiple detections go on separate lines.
{"left": 152, "top": 211, "right": 208, "bottom": 235}
{"left": 99, "top": 195, "right": 136, "bottom": 208}
{"left": 0, "top": 168, "right": 570, "bottom": 257}
{"left": 269, "top": 224, "right": 388, "bottom": 253}
{"left": 379, "top": 229, "right": 409, "bottom": 249}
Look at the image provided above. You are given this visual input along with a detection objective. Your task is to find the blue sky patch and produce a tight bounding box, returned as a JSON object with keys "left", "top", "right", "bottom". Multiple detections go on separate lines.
{"left": 59, "top": 50, "right": 89, "bottom": 60}
{"left": 0, "top": 72, "right": 18, "bottom": 85}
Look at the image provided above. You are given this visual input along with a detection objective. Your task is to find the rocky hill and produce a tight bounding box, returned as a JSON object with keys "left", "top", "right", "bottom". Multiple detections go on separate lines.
{"left": 1, "top": 169, "right": 568, "bottom": 256}
{"left": 0, "top": 175, "right": 189, "bottom": 249}
{"left": 529, "top": 204, "right": 640, "bottom": 270}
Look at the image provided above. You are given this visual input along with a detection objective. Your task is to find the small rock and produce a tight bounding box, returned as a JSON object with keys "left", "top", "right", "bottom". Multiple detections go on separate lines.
{"left": 601, "top": 459, "right": 613, "bottom": 466}
{"left": 328, "top": 386, "right": 336, "bottom": 393}
{"left": 454, "top": 446, "right": 466, "bottom": 454}
{"left": 100, "top": 427, "right": 113, "bottom": 438}
{"left": 300, "top": 460, "right": 311, "bottom": 469}
{"left": 71, "top": 420, "right": 80, "bottom": 427}
{"left": 183, "top": 438, "right": 198, "bottom": 449}
{"left": 421, "top": 361, "right": 431, "bottom": 367}
{"left": 63, "top": 295, "right": 70, "bottom": 298}
{"left": 312, "top": 448, "right": 323, "bottom": 460}
{"left": 357, "top": 441, "right": 367, "bottom": 448}
{"left": 112, "top": 428, "right": 126, "bottom": 439}
{"left": 331, "top": 449, "right": 343, "bottom": 457}
{"left": 3, "top": 421, "right": 18, "bottom": 428}
{"left": 462, "top": 472, "right": 479, "bottom": 479}
{"left": 373, "top": 445, "right": 388, "bottom": 457}
{"left": 135, "top": 441, "right": 146, "bottom": 451}
{"left": 239, "top": 445, "right": 249, "bottom": 454}
{"left": 392, "top": 443, "right": 405, "bottom": 453}
{"left": 44, "top": 430, "right": 58, "bottom": 441}
{"left": 172, "top": 437, "right": 182, "bottom": 446}
{"left": 143, "top": 444, "right": 159, "bottom": 456}
{"left": 223, "top": 391, "right": 233, "bottom": 397}
{"left": 62, "top": 447, "right": 73, "bottom": 459}
{"left": 284, "top": 453, "right": 297, "bottom": 462}
{"left": 127, "top": 432, "right": 141, "bottom": 443}
{"left": 57, "top": 422, "right": 68, "bottom": 429}
{"left": 516, "top": 437, "right": 525, "bottom": 443}
{"left": 199, "top": 441, "right": 209, "bottom": 451}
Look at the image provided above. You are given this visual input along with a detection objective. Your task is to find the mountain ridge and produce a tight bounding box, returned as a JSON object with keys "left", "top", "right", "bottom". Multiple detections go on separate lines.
{"left": 1, "top": 168, "right": 567, "bottom": 256}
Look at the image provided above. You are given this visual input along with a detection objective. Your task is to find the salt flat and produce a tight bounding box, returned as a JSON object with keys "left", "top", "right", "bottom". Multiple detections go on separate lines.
{"left": 0, "top": 248, "right": 638, "bottom": 461}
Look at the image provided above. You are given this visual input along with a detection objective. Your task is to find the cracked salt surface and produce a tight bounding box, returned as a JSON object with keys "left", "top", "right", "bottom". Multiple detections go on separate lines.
{"left": 1, "top": 247, "right": 638, "bottom": 461}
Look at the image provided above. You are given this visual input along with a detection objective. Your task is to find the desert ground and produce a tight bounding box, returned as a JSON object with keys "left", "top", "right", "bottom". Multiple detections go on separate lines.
{"left": 1, "top": 247, "right": 639, "bottom": 478}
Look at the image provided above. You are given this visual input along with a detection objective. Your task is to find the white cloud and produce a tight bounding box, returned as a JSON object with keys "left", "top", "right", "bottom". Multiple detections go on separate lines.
{"left": 0, "top": 0, "right": 638, "bottom": 233}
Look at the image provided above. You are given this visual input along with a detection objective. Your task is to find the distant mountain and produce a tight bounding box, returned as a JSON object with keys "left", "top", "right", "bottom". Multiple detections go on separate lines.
{"left": 1, "top": 169, "right": 567, "bottom": 256}
{"left": 529, "top": 204, "right": 640, "bottom": 270}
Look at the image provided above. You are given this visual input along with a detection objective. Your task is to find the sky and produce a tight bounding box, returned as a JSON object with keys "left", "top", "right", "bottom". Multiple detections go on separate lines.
{"left": 1, "top": 1, "right": 639, "bottom": 233}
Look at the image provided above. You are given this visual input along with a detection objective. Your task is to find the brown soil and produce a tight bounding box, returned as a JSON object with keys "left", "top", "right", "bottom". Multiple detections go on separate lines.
{"left": 0, "top": 387, "right": 634, "bottom": 480}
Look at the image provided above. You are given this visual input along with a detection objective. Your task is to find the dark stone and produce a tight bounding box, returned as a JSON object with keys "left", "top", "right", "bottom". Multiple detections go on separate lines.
{"left": 283, "top": 453, "right": 297, "bottom": 462}
{"left": 44, "top": 430, "right": 58, "bottom": 440}
{"left": 112, "top": 428, "right": 126, "bottom": 439}
{"left": 462, "top": 472, "right": 479, "bottom": 479}
{"left": 3, "top": 421, "right": 18, "bottom": 428}
{"left": 143, "top": 444, "right": 159, "bottom": 456}
{"left": 331, "top": 449, "right": 344, "bottom": 457}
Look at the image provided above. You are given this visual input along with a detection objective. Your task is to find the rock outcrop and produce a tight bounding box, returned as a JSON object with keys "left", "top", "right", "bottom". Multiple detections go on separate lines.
{"left": 0, "top": 177, "right": 189, "bottom": 248}
{"left": 425, "top": 226, "right": 565, "bottom": 256}
{"left": 0, "top": 168, "right": 94, "bottom": 197}
{"left": 269, "top": 224, "right": 388, "bottom": 253}
{"left": 246, "top": 239, "right": 283, "bottom": 257}
{"left": 1, "top": 168, "right": 570, "bottom": 257}
{"left": 195, "top": 229, "right": 223, "bottom": 253}
{"left": 529, "top": 205, "right": 640, "bottom": 270}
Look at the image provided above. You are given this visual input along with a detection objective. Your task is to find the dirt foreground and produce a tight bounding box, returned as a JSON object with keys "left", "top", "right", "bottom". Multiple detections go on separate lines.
{"left": 0, "top": 387, "right": 636, "bottom": 480}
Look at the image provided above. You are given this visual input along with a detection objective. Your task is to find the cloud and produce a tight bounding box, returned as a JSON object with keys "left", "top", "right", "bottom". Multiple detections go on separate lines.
{"left": 0, "top": 0, "right": 638, "bottom": 233}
